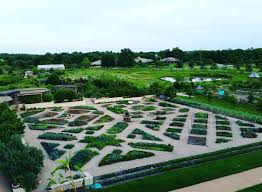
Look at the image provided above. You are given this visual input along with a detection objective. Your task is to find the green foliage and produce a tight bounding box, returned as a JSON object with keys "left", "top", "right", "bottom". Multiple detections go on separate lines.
{"left": 107, "top": 106, "right": 126, "bottom": 114}
{"left": 21, "top": 109, "right": 44, "bottom": 118}
{"left": 166, "top": 128, "right": 182, "bottom": 133}
{"left": 190, "top": 128, "right": 207, "bottom": 135}
{"left": 95, "top": 115, "right": 114, "bottom": 124}
{"left": 0, "top": 103, "right": 25, "bottom": 142}
{"left": 128, "top": 128, "right": 162, "bottom": 141}
{"left": 64, "top": 144, "right": 75, "bottom": 149}
{"left": 54, "top": 88, "right": 82, "bottom": 103}
{"left": 107, "top": 122, "right": 128, "bottom": 134}
{"left": 216, "top": 125, "right": 231, "bottom": 131}
{"left": 194, "top": 119, "right": 208, "bottom": 124}
{"left": 141, "top": 120, "right": 163, "bottom": 125}
{"left": 69, "top": 149, "right": 99, "bottom": 170}
{"left": 236, "top": 120, "right": 255, "bottom": 127}
{"left": 216, "top": 138, "right": 231, "bottom": 143}
{"left": 0, "top": 135, "right": 44, "bottom": 191}
{"left": 85, "top": 125, "right": 104, "bottom": 131}
{"left": 241, "top": 130, "right": 257, "bottom": 138}
{"left": 169, "top": 122, "right": 184, "bottom": 127}
{"left": 28, "top": 123, "right": 58, "bottom": 130}
{"left": 41, "top": 118, "right": 68, "bottom": 125}
{"left": 173, "top": 118, "right": 187, "bottom": 122}
{"left": 145, "top": 124, "right": 160, "bottom": 131}
{"left": 179, "top": 108, "right": 189, "bottom": 112}
{"left": 68, "top": 120, "right": 87, "bottom": 127}
{"left": 195, "top": 112, "right": 208, "bottom": 119}
{"left": 70, "top": 105, "right": 96, "bottom": 110}
{"left": 129, "top": 142, "right": 174, "bottom": 152}
{"left": 38, "top": 132, "right": 77, "bottom": 141}
{"left": 118, "top": 48, "right": 135, "bottom": 68}
{"left": 99, "top": 149, "right": 155, "bottom": 166}
{"left": 62, "top": 127, "right": 84, "bottom": 133}
{"left": 81, "top": 57, "right": 91, "bottom": 68}
{"left": 216, "top": 131, "right": 233, "bottom": 137}
{"left": 164, "top": 132, "right": 180, "bottom": 140}
{"left": 159, "top": 102, "right": 177, "bottom": 108}
{"left": 192, "top": 124, "right": 207, "bottom": 129}
{"left": 41, "top": 142, "right": 66, "bottom": 160}
{"left": 80, "top": 134, "right": 124, "bottom": 150}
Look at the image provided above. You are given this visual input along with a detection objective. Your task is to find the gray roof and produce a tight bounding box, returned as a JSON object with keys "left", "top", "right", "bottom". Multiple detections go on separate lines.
{"left": 249, "top": 72, "right": 260, "bottom": 78}
{"left": 161, "top": 57, "right": 179, "bottom": 62}
{"left": 37, "top": 64, "right": 65, "bottom": 70}
{"left": 91, "top": 60, "right": 101, "bottom": 66}
{"left": 135, "top": 57, "right": 154, "bottom": 63}
{"left": 0, "top": 96, "right": 13, "bottom": 103}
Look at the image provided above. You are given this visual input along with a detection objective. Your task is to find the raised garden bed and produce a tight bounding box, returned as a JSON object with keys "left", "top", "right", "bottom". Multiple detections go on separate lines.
{"left": 216, "top": 125, "right": 231, "bottom": 131}
{"left": 107, "top": 122, "right": 128, "bottom": 134}
{"left": 67, "top": 109, "right": 89, "bottom": 114}
{"left": 129, "top": 142, "right": 174, "bottom": 152}
{"left": 41, "top": 142, "right": 66, "bottom": 160}
{"left": 38, "top": 132, "right": 77, "bottom": 141}
{"left": 21, "top": 109, "right": 44, "bottom": 118}
{"left": 164, "top": 132, "right": 180, "bottom": 140}
{"left": 95, "top": 115, "right": 114, "bottom": 124}
{"left": 187, "top": 136, "right": 206, "bottom": 146}
{"left": 64, "top": 144, "right": 75, "bottom": 149}
{"left": 86, "top": 130, "right": 95, "bottom": 135}
{"left": 68, "top": 120, "right": 87, "bottom": 127}
{"left": 92, "top": 110, "right": 104, "bottom": 115}
{"left": 23, "top": 116, "right": 39, "bottom": 123}
{"left": 70, "top": 149, "right": 99, "bottom": 170}
{"left": 145, "top": 124, "right": 160, "bottom": 131}
{"left": 107, "top": 106, "right": 126, "bottom": 114}
{"left": 99, "top": 149, "right": 155, "bottom": 166}
{"left": 28, "top": 123, "right": 59, "bottom": 130}
{"left": 80, "top": 134, "right": 124, "bottom": 150}
{"left": 62, "top": 127, "right": 84, "bottom": 133}
{"left": 216, "top": 131, "right": 233, "bottom": 138}
{"left": 41, "top": 118, "right": 68, "bottom": 125}
{"left": 132, "top": 105, "right": 156, "bottom": 111}
{"left": 128, "top": 128, "right": 162, "bottom": 141}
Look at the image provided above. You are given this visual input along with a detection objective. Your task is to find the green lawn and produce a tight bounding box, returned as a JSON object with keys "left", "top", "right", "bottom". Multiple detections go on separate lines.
{"left": 237, "top": 184, "right": 262, "bottom": 192}
{"left": 185, "top": 96, "right": 262, "bottom": 116}
{"left": 100, "top": 150, "right": 262, "bottom": 192}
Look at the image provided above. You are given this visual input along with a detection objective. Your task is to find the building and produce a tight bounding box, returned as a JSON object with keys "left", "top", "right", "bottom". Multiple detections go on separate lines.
{"left": 37, "top": 64, "right": 65, "bottom": 70}
{"left": 161, "top": 57, "right": 179, "bottom": 63}
{"left": 90, "top": 60, "right": 101, "bottom": 68}
{"left": 135, "top": 57, "right": 154, "bottom": 64}
{"left": 24, "top": 70, "right": 34, "bottom": 78}
{"left": 249, "top": 72, "right": 260, "bottom": 78}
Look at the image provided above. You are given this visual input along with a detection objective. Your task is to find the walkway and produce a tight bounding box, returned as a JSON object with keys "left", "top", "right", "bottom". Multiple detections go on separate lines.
{"left": 172, "top": 167, "right": 262, "bottom": 192}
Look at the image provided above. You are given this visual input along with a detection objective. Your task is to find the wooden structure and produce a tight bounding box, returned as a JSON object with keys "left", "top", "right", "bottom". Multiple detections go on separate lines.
{"left": 123, "top": 111, "right": 131, "bottom": 122}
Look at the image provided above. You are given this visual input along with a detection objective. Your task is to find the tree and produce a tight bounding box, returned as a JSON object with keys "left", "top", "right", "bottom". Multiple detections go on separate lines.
{"left": 171, "top": 47, "right": 184, "bottom": 61}
{"left": 54, "top": 89, "right": 82, "bottom": 102}
{"left": 176, "top": 61, "right": 184, "bottom": 68}
{"left": 245, "top": 63, "right": 253, "bottom": 72}
{"left": 47, "top": 72, "right": 62, "bottom": 85}
{"left": 101, "top": 52, "right": 115, "bottom": 67}
{"left": 0, "top": 135, "right": 44, "bottom": 191}
{"left": 188, "top": 61, "right": 195, "bottom": 69}
{"left": 118, "top": 49, "right": 135, "bottom": 68}
{"left": 247, "top": 92, "right": 254, "bottom": 103}
{"left": 81, "top": 57, "right": 91, "bottom": 68}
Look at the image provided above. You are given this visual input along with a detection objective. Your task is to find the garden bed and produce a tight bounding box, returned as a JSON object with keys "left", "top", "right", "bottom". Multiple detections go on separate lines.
{"left": 38, "top": 132, "right": 77, "bottom": 141}
{"left": 21, "top": 109, "right": 44, "bottom": 118}
{"left": 40, "top": 118, "right": 68, "bottom": 125}
{"left": 62, "top": 127, "right": 84, "bottom": 133}
{"left": 70, "top": 149, "right": 99, "bottom": 170}
{"left": 129, "top": 142, "right": 174, "bottom": 152}
{"left": 41, "top": 142, "right": 66, "bottom": 160}
{"left": 95, "top": 115, "right": 114, "bottom": 124}
{"left": 107, "top": 122, "right": 129, "bottom": 134}
{"left": 216, "top": 131, "right": 233, "bottom": 138}
{"left": 187, "top": 136, "right": 206, "bottom": 146}
{"left": 128, "top": 128, "right": 162, "bottom": 141}
{"left": 28, "top": 123, "right": 59, "bottom": 130}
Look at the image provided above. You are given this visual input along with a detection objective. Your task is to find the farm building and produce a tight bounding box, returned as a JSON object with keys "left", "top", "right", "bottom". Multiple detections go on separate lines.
{"left": 24, "top": 70, "right": 34, "bottom": 78}
{"left": 37, "top": 64, "right": 65, "bottom": 70}
{"left": 135, "top": 57, "right": 154, "bottom": 64}
{"left": 161, "top": 57, "right": 179, "bottom": 63}
{"left": 90, "top": 60, "right": 101, "bottom": 67}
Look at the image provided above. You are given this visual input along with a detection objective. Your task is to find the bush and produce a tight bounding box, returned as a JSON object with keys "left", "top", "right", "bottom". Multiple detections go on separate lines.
{"left": 80, "top": 134, "right": 124, "bottom": 150}
{"left": 192, "top": 124, "right": 207, "bottom": 129}
{"left": 129, "top": 142, "right": 174, "bottom": 152}
{"left": 99, "top": 150, "right": 155, "bottom": 166}
{"left": 54, "top": 89, "right": 82, "bottom": 103}
{"left": 86, "top": 130, "right": 95, "bottom": 135}
{"left": 64, "top": 144, "right": 75, "bottom": 149}
{"left": 62, "top": 127, "right": 84, "bottom": 133}
{"left": 95, "top": 115, "right": 114, "bottom": 124}
{"left": 107, "top": 106, "right": 126, "bottom": 114}
{"left": 38, "top": 132, "right": 77, "bottom": 141}
{"left": 70, "top": 149, "right": 99, "bottom": 170}
{"left": 216, "top": 131, "right": 233, "bottom": 137}
{"left": 190, "top": 128, "right": 207, "bottom": 135}
{"left": 68, "top": 120, "right": 87, "bottom": 127}
{"left": 170, "top": 122, "right": 184, "bottom": 127}
{"left": 241, "top": 130, "right": 257, "bottom": 138}
{"left": 145, "top": 124, "right": 160, "bottom": 131}
{"left": 236, "top": 120, "right": 255, "bottom": 127}
{"left": 42, "top": 92, "right": 54, "bottom": 102}
{"left": 107, "top": 122, "right": 128, "bottom": 134}
{"left": 164, "top": 132, "right": 180, "bottom": 140}
{"left": 40, "top": 142, "right": 66, "bottom": 160}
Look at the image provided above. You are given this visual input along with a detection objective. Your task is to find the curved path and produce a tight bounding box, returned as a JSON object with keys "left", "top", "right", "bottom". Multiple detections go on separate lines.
{"left": 172, "top": 167, "right": 262, "bottom": 192}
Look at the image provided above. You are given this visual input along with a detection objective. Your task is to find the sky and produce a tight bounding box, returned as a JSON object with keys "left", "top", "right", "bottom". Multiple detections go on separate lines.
{"left": 0, "top": 0, "right": 262, "bottom": 54}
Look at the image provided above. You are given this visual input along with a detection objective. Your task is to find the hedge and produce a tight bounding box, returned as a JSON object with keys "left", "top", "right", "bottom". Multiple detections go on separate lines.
{"left": 164, "top": 132, "right": 180, "bottom": 140}
{"left": 62, "top": 128, "right": 84, "bottom": 133}
{"left": 129, "top": 142, "right": 173, "bottom": 152}
{"left": 41, "top": 142, "right": 66, "bottom": 160}
{"left": 107, "top": 122, "right": 128, "bottom": 134}
{"left": 69, "top": 149, "right": 99, "bottom": 170}
{"left": 38, "top": 132, "right": 77, "bottom": 141}
{"left": 129, "top": 128, "right": 162, "bottom": 141}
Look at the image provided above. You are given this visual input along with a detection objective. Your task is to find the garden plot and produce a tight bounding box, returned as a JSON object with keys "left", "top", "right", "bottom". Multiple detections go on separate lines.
{"left": 21, "top": 97, "right": 262, "bottom": 191}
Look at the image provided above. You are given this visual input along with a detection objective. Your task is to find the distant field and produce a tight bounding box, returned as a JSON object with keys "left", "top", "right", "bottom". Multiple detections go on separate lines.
{"left": 64, "top": 67, "right": 245, "bottom": 87}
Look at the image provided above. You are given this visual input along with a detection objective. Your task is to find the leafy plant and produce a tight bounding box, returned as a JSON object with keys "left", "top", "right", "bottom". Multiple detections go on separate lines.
{"left": 107, "top": 122, "right": 128, "bottom": 134}
{"left": 38, "top": 132, "right": 77, "bottom": 141}
{"left": 41, "top": 142, "right": 66, "bottom": 160}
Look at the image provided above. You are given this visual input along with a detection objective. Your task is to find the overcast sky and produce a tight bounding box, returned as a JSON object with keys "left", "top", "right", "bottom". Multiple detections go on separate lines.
{"left": 0, "top": 0, "right": 262, "bottom": 54}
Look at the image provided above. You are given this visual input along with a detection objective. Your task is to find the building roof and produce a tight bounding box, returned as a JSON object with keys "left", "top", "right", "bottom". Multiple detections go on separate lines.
{"left": 196, "top": 85, "right": 204, "bottom": 90}
{"left": 0, "top": 96, "right": 13, "bottom": 103}
{"left": 37, "top": 64, "right": 65, "bottom": 69}
{"left": 90, "top": 60, "right": 101, "bottom": 66}
{"left": 135, "top": 57, "right": 154, "bottom": 63}
{"left": 0, "top": 90, "right": 19, "bottom": 97}
{"left": 249, "top": 72, "right": 260, "bottom": 78}
{"left": 161, "top": 57, "right": 179, "bottom": 62}
{"left": 16, "top": 88, "right": 49, "bottom": 96}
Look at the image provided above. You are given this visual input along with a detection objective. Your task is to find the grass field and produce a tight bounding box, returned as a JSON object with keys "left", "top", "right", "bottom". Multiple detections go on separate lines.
{"left": 100, "top": 150, "right": 262, "bottom": 192}
{"left": 237, "top": 184, "right": 262, "bottom": 192}
{"left": 64, "top": 67, "right": 246, "bottom": 87}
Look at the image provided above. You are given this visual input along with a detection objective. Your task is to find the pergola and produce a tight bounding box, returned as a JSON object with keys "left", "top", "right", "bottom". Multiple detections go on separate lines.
{"left": 16, "top": 88, "right": 50, "bottom": 102}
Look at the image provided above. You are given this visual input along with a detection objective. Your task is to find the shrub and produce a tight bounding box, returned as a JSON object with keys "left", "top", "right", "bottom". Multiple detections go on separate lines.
{"left": 241, "top": 130, "right": 257, "bottom": 138}
{"left": 38, "top": 132, "right": 77, "bottom": 141}
{"left": 155, "top": 116, "right": 166, "bottom": 120}
{"left": 54, "top": 89, "right": 82, "bottom": 103}
{"left": 107, "top": 106, "right": 126, "bottom": 114}
{"left": 192, "top": 124, "right": 207, "bottom": 129}
{"left": 86, "top": 125, "right": 104, "bottom": 131}
{"left": 159, "top": 102, "right": 177, "bottom": 108}
{"left": 236, "top": 120, "right": 255, "bottom": 127}
{"left": 99, "top": 150, "right": 155, "bottom": 166}
{"left": 179, "top": 108, "right": 189, "bottom": 113}
{"left": 194, "top": 119, "right": 208, "bottom": 124}
{"left": 166, "top": 128, "right": 182, "bottom": 133}
{"left": 190, "top": 129, "right": 207, "bottom": 135}
{"left": 70, "top": 105, "right": 96, "bottom": 110}
{"left": 107, "top": 122, "right": 128, "bottom": 134}
{"left": 195, "top": 112, "right": 208, "bottom": 119}
{"left": 70, "top": 149, "right": 99, "bottom": 170}
{"left": 216, "top": 120, "right": 230, "bottom": 125}
{"left": 141, "top": 120, "right": 163, "bottom": 125}
{"left": 164, "top": 132, "right": 180, "bottom": 140}
{"left": 145, "top": 124, "right": 160, "bottom": 131}
{"left": 68, "top": 120, "right": 87, "bottom": 127}
{"left": 216, "top": 125, "right": 231, "bottom": 131}
{"left": 143, "top": 106, "right": 157, "bottom": 111}
{"left": 62, "top": 128, "right": 84, "bottom": 133}
{"left": 216, "top": 138, "right": 231, "bottom": 143}
{"left": 129, "top": 142, "right": 174, "bottom": 152}
{"left": 130, "top": 128, "right": 162, "bottom": 141}
{"left": 86, "top": 130, "right": 95, "bottom": 135}
{"left": 40, "top": 142, "right": 66, "bottom": 160}
{"left": 95, "top": 115, "right": 114, "bottom": 124}
{"left": 170, "top": 122, "right": 184, "bottom": 127}
{"left": 23, "top": 116, "right": 39, "bottom": 123}
{"left": 64, "top": 144, "right": 75, "bottom": 149}
{"left": 173, "top": 118, "right": 187, "bottom": 122}
{"left": 80, "top": 134, "right": 124, "bottom": 150}
{"left": 216, "top": 131, "right": 233, "bottom": 137}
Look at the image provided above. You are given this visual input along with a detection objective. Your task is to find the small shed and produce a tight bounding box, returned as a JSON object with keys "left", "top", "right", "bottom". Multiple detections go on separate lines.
{"left": 90, "top": 60, "right": 101, "bottom": 67}
{"left": 37, "top": 64, "right": 65, "bottom": 70}
{"left": 161, "top": 57, "right": 179, "bottom": 63}
{"left": 249, "top": 72, "right": 260, "bottom": 78}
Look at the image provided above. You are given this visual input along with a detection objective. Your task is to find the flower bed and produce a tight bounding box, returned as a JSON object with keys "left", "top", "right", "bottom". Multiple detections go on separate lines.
{"left": 173, "top": 118, "right": 187, "bottom": 122}
{"left": 75, "top": 115, "right": 98, "bottom": 122}
{"left": 40, "top": 142, "right": 66, "bottom": 160}
{"left": 216, "top": 131, "right": 233, "bottom": 138}
{"left": 128, "top": 128, "right": 162, "bottom": 141}
{"left": 80, "top": 134, "right": 124, "bottom": 150}
{"left": 107, "top": 122, "right": 128, "bottom": 134}
{"left": 179, "top": 108, "right": 189, "bottom": 113}
{"left": 86, "top": 125, "right": 104, "bottom": 131}
{"left": 190, "top": 128, "right": 207, "bottom": 135}
{"left": 166, "top": 128, "right": 182, "bottom": 133}
{"left": 69, "top": 149, "right": 99, "bottom": 170}
{"left": 38, "top": 132, "right": 77, "bottom": 141}
{"left": 192, "top": 124, "right": 207, "bottom": 129}
{"left": 141, "top": 120, "right": 163, "bottom": 125}
{"left": 62, "top": 127, "right": 84, "bottom": 133}
{"left": 38, "top": 112, "right": 58, "bottom": 118}
{"left": 70, "top": 105, "right": 97, "bottom": 110}
{"left": 95, "top": 115, "right": 114, "bottom": 124}
{"left": 99, "top": 149, "right": 155, "bottom": 166}
{"left": 216, "top": 120, "right": 230, "bottom": 125}
{"left": 41, "top": 118, "right": 68, "bottom": 125}
{"left": 216, "top": 125, "right": 231, "bottom": 131}
{"left": 194, "top": 119, "right": 208, "bottom": 124}
{"left": 92, "top": 110, "right": 104, "bottom": 115}
{"left": 131, "top": 105, "right": 156, "bottom": 111}
{"left": 67, "top": 109, "right": 88, "bottom": 114}
{"left": 23, "top": 116, "right": 39, "bottom": 123}
{"left": 129, "top": 142, "right": 174, "bottom": 152}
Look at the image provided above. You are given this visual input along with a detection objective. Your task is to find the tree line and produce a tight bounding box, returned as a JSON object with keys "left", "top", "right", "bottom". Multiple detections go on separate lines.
{"left": 0, "top": 47, "right": 261, "bottom": 69}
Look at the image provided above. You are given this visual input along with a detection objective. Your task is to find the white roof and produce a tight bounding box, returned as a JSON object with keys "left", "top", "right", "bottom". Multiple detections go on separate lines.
{"left": 91, "top": 60, "right": 101, "bottom": 66}
{"left": 0, "top": 96, "right": 13, "bottom": 103}
{"left": 135, "top": 57, "right": 154, "bottom": 63}
{"left": 249, "top": 72, "right": 260, "bottom": 78}
{"left": 37, "top": 64, "right": 65, "bottom": 69}
{"left": 161, "top": 57, "right": 179, "bottom": 62}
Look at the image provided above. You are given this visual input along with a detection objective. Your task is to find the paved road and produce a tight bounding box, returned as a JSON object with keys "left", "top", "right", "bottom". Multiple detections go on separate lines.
{"left": 172, "top": 167, "right": 262, "bottom": 192}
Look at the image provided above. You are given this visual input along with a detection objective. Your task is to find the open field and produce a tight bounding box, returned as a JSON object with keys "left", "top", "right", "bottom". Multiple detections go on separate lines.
{"left": 20, "top": 97, "right": 262, "bottom": 191}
